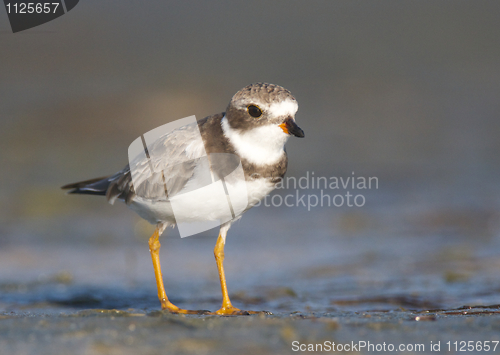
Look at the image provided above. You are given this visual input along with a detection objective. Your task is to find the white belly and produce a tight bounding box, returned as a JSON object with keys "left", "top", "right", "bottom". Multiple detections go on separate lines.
{"left": 128, "top": 177, "right": 276, "bottom": 225}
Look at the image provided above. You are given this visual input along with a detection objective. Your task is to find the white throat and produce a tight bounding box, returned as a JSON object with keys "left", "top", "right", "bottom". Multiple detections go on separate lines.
{"left": 221, "top": 116, "right": 289, "bottom": 166}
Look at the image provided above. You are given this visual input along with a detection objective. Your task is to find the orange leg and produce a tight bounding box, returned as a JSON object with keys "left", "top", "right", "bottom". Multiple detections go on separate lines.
{"left": 149, "top": 225, "right": 208, "bottom": 314}
{"left": 211, "top": 232, "right": 264, "bottom": 315}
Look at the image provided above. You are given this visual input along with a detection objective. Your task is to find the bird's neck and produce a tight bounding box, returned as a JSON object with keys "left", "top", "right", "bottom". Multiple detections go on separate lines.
{"left": 221, "top": 116, "right": 288, "bottom": 166}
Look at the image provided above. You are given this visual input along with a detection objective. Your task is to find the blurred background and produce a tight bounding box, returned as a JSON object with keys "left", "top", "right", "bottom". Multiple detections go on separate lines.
{"left": 1, "top": 1, "right": 500, "bottom": 313}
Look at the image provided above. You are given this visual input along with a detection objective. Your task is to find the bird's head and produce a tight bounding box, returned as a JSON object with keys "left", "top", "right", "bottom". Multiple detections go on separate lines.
{"left": 225, "top": 82, "right": 304, "bottom": 139}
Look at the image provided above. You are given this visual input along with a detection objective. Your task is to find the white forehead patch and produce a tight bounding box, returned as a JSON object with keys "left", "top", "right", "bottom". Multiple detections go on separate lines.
{"left": 268, "top": 99, "right": 298, "bottom": 118}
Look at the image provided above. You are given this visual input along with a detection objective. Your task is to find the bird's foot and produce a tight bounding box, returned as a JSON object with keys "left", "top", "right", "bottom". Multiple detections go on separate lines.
{"left": 210, "top": 306, "right": 272, "bottom": 316}
{"left": 160, "top": 299, "right": 210, "bottom": 315}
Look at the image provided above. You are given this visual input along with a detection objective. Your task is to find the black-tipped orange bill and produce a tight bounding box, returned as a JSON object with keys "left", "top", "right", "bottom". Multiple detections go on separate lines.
{"left": 279, "top": 118, "right": 305, "bottom": 138}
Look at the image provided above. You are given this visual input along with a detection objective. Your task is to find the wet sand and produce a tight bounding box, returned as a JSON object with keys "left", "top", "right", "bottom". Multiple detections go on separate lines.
{"left": 1, "top": 201, "right": 500, "bottom": 354}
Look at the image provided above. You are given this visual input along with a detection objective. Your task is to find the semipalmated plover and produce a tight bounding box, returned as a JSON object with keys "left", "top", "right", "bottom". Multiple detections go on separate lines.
{"left": 62, "top": 83, "right": 304, "bottom": 315}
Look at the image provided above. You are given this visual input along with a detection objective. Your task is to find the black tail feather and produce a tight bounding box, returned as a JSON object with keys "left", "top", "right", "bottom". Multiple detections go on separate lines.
{"left": 62, "top": 165, "right": 133, "bottom": 204}
{"left": 61, "top": 176, "right": 110, "bottom": 196}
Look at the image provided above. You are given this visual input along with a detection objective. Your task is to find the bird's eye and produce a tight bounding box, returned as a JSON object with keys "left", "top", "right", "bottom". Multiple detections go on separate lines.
{"left": 247, "top": 105, "right": 263, "bottom": 118}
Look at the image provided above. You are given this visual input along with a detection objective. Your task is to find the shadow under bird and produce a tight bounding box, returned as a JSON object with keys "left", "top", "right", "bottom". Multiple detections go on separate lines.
{"left": 62, "top": 83, "right": 304, "bottom": 315}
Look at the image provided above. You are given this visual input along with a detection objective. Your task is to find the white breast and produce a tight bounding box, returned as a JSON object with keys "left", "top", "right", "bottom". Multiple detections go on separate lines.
{"left": 221, "top": 116, "right": 289, "bottom": 166}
